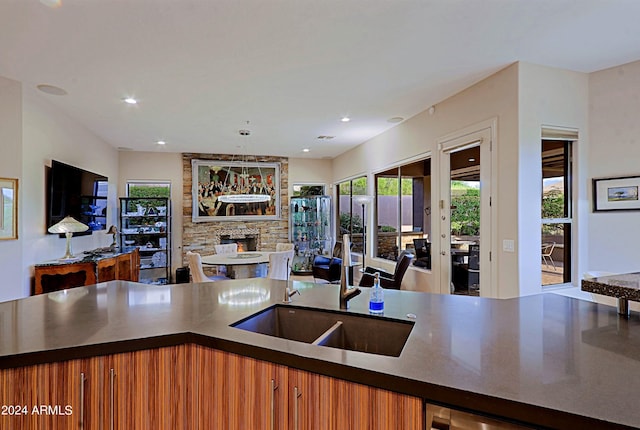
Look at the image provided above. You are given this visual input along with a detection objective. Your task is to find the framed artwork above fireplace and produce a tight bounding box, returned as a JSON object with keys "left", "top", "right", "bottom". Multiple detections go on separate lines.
{"left": 192, "top": 159, "right": 280, "bottom": 222}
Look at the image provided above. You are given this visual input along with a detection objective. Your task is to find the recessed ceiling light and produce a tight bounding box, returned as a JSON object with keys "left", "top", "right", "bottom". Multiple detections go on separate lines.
{"left": 317, "top": 135, "right": 335, "bottom": 140}
{"left": 39, "top": 0, "right": 62, "bottom": 8}
{"left": 157, "top": 140, "right": 166, "bottom": 145}
{"left": 341, "top": 116, "right": 351, "bottom": 122}
{"left": 123, "top": 97, "right": 138, "bottom": 104}
{"left": 387, "top": 117, "right": 404, "bottom": 123}
{"left": 303, "top": 148, "right": 310, "bottom": 153}
{"left": 37, "top": 84, "right": 67, "bottom": 96}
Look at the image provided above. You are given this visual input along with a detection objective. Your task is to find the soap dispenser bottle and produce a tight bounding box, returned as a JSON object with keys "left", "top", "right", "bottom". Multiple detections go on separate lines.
{"left": 369, "top": 272, "right": 384, "bottom": 314}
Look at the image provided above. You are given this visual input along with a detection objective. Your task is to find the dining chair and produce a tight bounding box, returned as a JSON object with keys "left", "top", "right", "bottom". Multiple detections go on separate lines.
{"left": 541, "top": 242, "right": 556, "bottom": 271}
{"left": 267, "top": 250, "right": 295, "bottom": 281}
{"left": 215, "top": 243, "right": 238, "bottom": 255}
{"left": 275, "top": 243, "right": 294, "bottom": 252}
{"left": 186, "top": 251, "right": 229, "bottom": 282}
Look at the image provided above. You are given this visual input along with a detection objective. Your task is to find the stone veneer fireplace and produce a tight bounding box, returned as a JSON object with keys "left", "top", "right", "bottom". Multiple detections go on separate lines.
{"left": 181, "top": 153, "right": 289, "bottom": 264}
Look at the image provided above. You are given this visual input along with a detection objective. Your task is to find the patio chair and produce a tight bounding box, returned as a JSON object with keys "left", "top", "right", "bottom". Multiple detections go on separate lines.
{"left": 541, "top": 242, "right": 556, "bottom": 271}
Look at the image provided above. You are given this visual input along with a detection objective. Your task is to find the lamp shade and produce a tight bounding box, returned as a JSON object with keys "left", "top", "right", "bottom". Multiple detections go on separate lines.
{"left": 353, "top": 195, "right": 374, "bottom": 205}
{"left": 48, "top": 216, "right": 89, "bottom": 260}
{"left": 48, "top": 216, "right": 89, "bottom": 234}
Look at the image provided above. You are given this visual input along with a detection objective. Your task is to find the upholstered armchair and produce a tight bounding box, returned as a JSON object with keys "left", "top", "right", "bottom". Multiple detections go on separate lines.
{"left": 311, "top": 242, "right": 345, "bottom": 283}
{"left": 359, "top": 252, "right": 413, "bottom": 290}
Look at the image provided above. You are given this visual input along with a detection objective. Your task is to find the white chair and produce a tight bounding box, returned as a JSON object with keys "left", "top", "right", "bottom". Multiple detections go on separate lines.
{"left": 213, "top": 244, "right": 237, "bottom": 276}
{"left": 541, "top": 242, "right": 556, "bottom": 271}
{"left": 215, "top": 243, "right": 238, "bottom": 255}
{"left": 187, "top": 251, "right": 228, "bottom": 282}
{"left": 267, "top": 250, "right": 295, "bottom": 281}
{"left": 275, "top": 243, "right": 294, "bottom": 252}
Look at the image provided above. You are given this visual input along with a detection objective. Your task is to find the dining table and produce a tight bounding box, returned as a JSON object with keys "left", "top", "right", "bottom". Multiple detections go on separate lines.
{"left": 201, "top": 251, "right": 273, "bottom": 279}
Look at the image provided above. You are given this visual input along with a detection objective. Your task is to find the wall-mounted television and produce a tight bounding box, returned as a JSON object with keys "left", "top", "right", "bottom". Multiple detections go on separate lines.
{"left": 47, "top": 160, "right": 109, "bottom": 233}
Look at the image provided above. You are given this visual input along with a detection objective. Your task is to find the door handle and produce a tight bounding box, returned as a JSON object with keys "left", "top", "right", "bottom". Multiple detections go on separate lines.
{"left": 294, "top": 386, "right": 302, "bottom": 430}
{"left": 79, "top": 372, "right": 86, "bottom": 429}
{"left": 270, "top": 379, "right": 278, "bottom": 430}
{"left": 109, "top": 368, "right": 115, "bottom": 430}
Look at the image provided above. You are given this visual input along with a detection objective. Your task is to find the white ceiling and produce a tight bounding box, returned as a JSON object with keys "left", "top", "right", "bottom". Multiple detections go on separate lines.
{"left": 1, "top": 0, "right": 639, "bottom": 159}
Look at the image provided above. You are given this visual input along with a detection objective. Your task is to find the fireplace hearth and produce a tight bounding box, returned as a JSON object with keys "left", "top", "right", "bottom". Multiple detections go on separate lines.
{"left": 220, "top": 235, "right": 257, "bottom": 252}
{"left": 214, "top": 228, "right": 260, "bottom": 252}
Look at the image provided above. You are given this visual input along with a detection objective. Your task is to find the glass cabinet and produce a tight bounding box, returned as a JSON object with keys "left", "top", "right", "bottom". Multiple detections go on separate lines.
{"left": 289, "top": 195, "right": 332, "bottom": 274}
{"left": 120, "top": 197, "right": 171, "bottom": 284}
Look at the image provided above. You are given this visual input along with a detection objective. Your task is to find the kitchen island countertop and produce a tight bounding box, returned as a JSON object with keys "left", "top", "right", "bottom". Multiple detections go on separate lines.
{"left": 1, "top": 279, "right": 639, "bottom": 429}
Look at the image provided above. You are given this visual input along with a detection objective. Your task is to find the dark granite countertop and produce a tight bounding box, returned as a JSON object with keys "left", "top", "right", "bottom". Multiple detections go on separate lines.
{"left": 34, "top": 248, "right": 133, "bottom": 267}
{"left": 1, "top": 279, "right": 639, "bottom": 430}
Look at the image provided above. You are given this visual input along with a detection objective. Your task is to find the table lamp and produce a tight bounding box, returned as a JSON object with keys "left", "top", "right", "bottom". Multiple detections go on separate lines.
{"left": 48, "top": 216, "right": 89, "bottom": 260}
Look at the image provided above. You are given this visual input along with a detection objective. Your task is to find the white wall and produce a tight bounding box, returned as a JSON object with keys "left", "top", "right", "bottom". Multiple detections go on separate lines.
{"left": 588, "top": 59, "right": 640, "bottom": 273}
{"left": 332, "top": 63, "right": 519, "bottom": 296}
{"left": 288, "top": 158, "right": 332, "bottom": 193}
{"left": 20, "top": 90, "right": 119, "bottom": 298}
{"left": 332, "top": 62, "right": 592, "bottom": 298}
{"left": 118, "top": 151, "right": 184, "bottom": 276}
{"left": 0, "top": 76, "right": 118, "bottom": 301}
{"left": 518, "top": 63, "right": 589, "bottom": 295}
{"left": 0, "top": 76, "right": 23, "bottom": 302}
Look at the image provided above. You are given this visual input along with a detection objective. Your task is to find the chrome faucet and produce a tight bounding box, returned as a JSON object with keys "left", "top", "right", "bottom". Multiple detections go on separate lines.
{"left": 283, "top": 285, "right": 300, "bottom": 303}
{"left": 339, "top": 234, "right": 361, "bottom": 309}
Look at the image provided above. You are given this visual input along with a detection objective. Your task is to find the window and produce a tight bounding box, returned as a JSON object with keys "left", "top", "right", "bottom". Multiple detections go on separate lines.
{"left": 126, "top": 182, "right": 171, "bottom": 198}
{"left": 336, "top": 176, "right": 367, "bottom": 253}
{"left": 375, "top": 159, "right": 431, "bottom": 261}
{"left": 541, "top": 140, "right": 572, "bottom": 286}
{"left": 292, "top": 184, "right": 325, "bottom": 197}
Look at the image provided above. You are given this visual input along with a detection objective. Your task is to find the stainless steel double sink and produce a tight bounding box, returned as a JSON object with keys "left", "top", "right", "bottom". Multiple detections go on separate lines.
{"left": 231, "top": 305, "right": 414, "bottom": 357}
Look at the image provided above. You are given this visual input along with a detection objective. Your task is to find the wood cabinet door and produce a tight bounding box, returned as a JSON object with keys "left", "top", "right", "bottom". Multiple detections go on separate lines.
{"left": 107, "top": 345, "right": 188, "bottom": 430}
{"left": 188, "top": 345, "right": 288, "bottom": 430}
{"left": 0, "top": 359, "right": 82, "bottom": 430}
{"left": 34, "top": 262, "right": 96, "bottom": 294}
{"left": 97, "top": 257, "right": 117, "bottom": 282}
{"left": 289, "top": 367, "right": 423, "bottom": 430}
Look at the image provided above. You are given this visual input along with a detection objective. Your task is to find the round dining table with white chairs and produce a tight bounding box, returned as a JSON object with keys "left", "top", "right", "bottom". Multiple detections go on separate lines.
{"left": 201, "top": 251, "right": 273, "bottom": 279}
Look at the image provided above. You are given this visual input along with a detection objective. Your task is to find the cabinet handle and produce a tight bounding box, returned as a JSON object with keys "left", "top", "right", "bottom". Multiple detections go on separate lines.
{"left": 79, "top": 372, "right": 86, "bottom": 429}
{"left": 294, "top": 386, "right": 302, "bottom": 430}
{"left": 109, "top": 368, "right": 115, "bottom": 430}
{"left": 270, "top": 379, "right": 278, "bottom": 430}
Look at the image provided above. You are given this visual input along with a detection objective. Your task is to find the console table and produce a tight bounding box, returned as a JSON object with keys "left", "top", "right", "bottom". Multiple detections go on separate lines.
{"left": 34, "top": 248, "right": 140, "bottom": 295}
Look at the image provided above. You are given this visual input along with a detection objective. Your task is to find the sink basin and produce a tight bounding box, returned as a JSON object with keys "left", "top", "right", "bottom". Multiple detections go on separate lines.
{"left": 231, "top": 305, "right": 414, "bottom": 357}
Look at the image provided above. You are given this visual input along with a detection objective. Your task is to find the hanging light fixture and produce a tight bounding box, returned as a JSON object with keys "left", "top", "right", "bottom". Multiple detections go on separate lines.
{"left": 218, "top": 123, "right": 272, "bottom": 204}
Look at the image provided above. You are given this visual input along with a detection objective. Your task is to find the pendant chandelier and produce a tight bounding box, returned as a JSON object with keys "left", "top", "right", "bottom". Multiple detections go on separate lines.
{"left": 218, "top": 124, "right": 271, "bottom": 204}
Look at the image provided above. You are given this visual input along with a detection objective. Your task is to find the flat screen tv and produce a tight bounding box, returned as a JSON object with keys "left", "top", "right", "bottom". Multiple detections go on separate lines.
{"left": 47, "top": 160, "right": 109, "bottom": 233}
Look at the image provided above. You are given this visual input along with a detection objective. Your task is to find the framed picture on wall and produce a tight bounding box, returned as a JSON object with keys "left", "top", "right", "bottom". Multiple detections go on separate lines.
{"left": 0, "top": 178, "right": 18, "bottom": 240}
{"left": 192, "top": 159, "right": 280, "bottom": 222}
{"left": 593, "top": 175, "right": 640, "bottom": 211}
